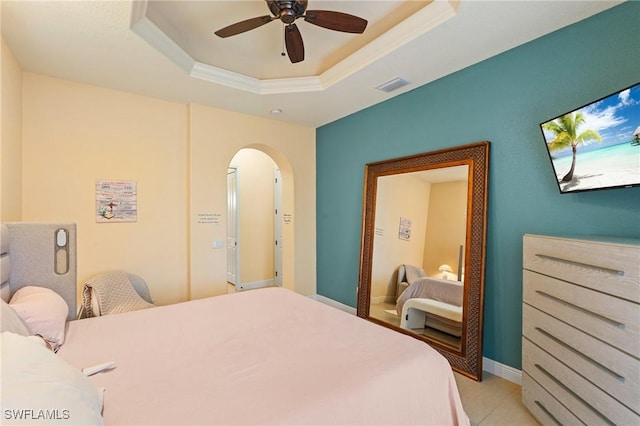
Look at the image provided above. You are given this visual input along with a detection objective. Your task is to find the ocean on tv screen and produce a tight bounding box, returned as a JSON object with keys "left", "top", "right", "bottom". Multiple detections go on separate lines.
{"left": 541, "top": 82, "right": 640, "bottom": 193}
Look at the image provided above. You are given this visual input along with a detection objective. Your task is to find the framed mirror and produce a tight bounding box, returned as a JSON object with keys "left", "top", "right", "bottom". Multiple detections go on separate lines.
{"left": 357, "top": 141, "right": 489, "bottom": 380}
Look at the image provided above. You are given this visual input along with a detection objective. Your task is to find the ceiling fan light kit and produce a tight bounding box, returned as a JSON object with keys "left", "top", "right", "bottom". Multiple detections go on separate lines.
{"left": 214, "top": 0, "right": 368, "bottom": 64}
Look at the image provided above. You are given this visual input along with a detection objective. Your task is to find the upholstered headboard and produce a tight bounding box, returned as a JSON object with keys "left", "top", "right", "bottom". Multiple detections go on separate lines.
{"left": 1, "top": 223, "right": 77, "bottom": 321}
{"left": 1, "top": 225, "right": 10, "bottom": 302}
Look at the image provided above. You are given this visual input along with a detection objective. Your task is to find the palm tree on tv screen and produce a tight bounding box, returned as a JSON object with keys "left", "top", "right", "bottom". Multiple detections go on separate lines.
{"left": 543, "top": 112, "right": 602, "bottom": 182}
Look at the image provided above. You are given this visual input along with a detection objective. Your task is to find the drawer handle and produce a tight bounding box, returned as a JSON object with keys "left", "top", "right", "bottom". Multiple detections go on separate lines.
{"left": 536, "top": 290, "right": 626, "bottom": 329}
{"left": 535, "top": 364, "right": 614, "bottom": 425}
{"left": 535, "top": 327, "right": 625, "bottom": 383}
{"left": 534, "top": 400, "right": 562, "bottom": 426}
{"left": 535, "top": 254, "right": 625, "bottom": 276}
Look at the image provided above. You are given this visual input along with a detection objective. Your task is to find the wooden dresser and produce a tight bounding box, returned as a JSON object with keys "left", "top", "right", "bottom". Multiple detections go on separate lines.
{"left": 522, "top": 234, "right": 639, "bottom": 425}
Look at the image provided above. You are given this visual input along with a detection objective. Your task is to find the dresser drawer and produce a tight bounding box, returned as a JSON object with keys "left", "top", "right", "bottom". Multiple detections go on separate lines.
{"left": 522, "top": 373, "right": 582, "bottom": 426}
{"left": 523, "top": 234, "right": 639, "bottom": 303}
{"left": 523, "top": 339, "right": 638, "bottom": 425}
{"left": 523, "top": 270, "right": 640, "bottom": 356}
{"left": 523, "top": 304, "right": 639, "bottom": 413}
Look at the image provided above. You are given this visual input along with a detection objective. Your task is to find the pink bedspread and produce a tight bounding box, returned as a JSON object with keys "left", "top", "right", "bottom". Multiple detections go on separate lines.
{"left": 58, "top": 287, "right": 468, "bottom": 425}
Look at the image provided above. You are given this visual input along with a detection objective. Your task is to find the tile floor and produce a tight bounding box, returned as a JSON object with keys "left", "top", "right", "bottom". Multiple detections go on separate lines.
{"left": 455, "top": 372, "right": 539, "bottom": 425}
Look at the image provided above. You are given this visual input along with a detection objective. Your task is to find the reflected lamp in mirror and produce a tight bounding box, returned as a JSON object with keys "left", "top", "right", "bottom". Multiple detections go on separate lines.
{"left": 438, "top": 264, "right": 453, "bottom": 280}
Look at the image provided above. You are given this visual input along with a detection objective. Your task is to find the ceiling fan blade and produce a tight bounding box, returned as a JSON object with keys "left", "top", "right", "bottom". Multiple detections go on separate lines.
{"left": 304, "top": 10, "right": 367, "bottom": 34}
{"left": 285, "top": 24, "right": 304, "bottom": 63}
{"left": 214, "top": 15, "right": 274, "bottom": 38}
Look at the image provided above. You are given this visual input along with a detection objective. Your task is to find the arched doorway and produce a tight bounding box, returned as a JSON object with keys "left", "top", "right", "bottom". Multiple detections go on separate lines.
{"left": 227, "top": 148, "right": 283, "bottom": 292}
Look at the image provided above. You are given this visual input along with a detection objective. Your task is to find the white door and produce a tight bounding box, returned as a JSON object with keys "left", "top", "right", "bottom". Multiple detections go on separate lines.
{"left": 226, "top": 167, "right": 239, "bottom": 286}
{"left": 274, "top": 169, "right": 283, "bottom": 287}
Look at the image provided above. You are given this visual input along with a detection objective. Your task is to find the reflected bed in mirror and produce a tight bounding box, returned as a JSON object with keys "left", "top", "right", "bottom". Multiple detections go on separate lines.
{"left": 357, "top": 142, "right": 489, "bottom": 380}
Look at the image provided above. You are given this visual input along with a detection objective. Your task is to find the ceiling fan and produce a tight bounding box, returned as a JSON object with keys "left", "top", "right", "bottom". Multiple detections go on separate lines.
{"left": 214, "top": 0, "right": 368, "bottom": 64}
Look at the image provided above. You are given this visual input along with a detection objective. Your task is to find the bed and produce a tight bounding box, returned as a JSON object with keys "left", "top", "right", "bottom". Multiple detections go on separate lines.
{"left": 396, "top": 265, "right": 464, "bottom": 337}
{"left": 1, "top": 223, "right": 469, "bottom": 425}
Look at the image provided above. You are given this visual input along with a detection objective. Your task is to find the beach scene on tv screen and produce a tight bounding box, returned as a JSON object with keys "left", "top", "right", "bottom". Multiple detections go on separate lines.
{"left": 541, "top": 83, "right": 640, "bottom": 193}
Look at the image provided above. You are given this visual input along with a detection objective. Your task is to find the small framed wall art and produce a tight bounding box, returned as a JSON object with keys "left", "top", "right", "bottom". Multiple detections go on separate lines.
{"left": 398, "top": 217, "right": 411, "bottom": 240}
{"left": 96, "top": 179, "right": 137, "bottom": 223}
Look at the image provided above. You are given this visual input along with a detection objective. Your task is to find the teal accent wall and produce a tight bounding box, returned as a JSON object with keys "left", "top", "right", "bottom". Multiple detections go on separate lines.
{"left": 316, "top": 3, "right": 640, "bottom": 370}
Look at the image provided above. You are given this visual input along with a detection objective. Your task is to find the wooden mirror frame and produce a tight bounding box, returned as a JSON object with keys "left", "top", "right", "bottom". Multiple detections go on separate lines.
{"left": 357, "top": 141, "right": 489, "bottom": 380}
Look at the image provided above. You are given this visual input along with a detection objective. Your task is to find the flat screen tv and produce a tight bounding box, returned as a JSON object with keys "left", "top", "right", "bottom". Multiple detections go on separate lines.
{"left": 539, "top": 82, "right": 640, "bottom": 194}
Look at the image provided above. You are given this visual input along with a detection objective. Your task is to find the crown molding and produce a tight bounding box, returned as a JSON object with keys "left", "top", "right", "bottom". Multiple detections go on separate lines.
{"left": 130, "top": 0, "right": 456, "bottom": 95}
{"left": 190, "top": 63, "right": 263, "bottom": 93}
{"left": 320, "top": 0, "right": 457, "bottom": 89}
{"left": 130, "top": 4, "right": 195, "bottom": 73}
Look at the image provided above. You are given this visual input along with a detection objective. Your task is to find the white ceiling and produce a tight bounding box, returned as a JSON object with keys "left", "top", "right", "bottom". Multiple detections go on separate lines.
{"left": 1, "top": 0, "right": 623, "bottom": 128}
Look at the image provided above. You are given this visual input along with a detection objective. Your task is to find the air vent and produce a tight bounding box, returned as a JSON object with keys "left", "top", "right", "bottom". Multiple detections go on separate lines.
{"left": 376, "top": 77, "right": 410, "bottom": 93}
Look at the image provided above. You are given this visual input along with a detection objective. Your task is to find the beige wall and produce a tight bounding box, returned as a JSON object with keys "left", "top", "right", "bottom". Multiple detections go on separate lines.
{"left": 371, "top": 173, "right": 430, "bottom": 300}
{"left": 1, "top": 38, "right": 23, "bottom": 222}
{"left": 371, "top": 174, "right": 468, "bottom": 300}
{"left": 21, "top": 73, "right": 189, "bottom": 305}
{"left": 14, "top": 72, "right": 316, "bottom": 304}
{"left": 189, "top": 103, "right": 315, "bottom": 299}
{"left": 423, "top": 180, "right": 468, "bottom": 278}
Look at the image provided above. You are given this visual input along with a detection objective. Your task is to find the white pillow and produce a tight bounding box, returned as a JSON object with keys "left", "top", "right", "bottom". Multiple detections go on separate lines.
{"left": 1, "top": 331, "right": 104, "bottom": 425}
{"left": 9, "top": 286, "right": 69, "bottom": 350}
{"left": 1, "top": 298, "right": 32, "bottom": 336}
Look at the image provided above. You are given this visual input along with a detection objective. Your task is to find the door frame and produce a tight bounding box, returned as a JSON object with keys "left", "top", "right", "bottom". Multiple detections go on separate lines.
{"left": 274, "top": 168, "right": 283, "bottom": 287}
{"left": 226, "top": 167, "right": 239, "bottom": 286}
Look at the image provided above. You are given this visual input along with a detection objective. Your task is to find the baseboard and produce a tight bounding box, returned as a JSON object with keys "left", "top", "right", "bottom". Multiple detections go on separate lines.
{"left": 310, "top": 293, "right": 523, "bottom": 385}
{"left": 309, "top": 294, "right": 357, "bottom": 315}
{"left": 237, "top": 279, "right": 275, "bottom": 291}
{"left": 370, "top": 295, "right": 396, "bottom": 304}
{"left": 482, "top": 357, "right": 522, "bottom": 385}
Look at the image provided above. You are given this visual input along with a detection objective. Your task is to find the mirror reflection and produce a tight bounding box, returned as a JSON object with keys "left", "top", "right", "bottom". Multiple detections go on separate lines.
{"left": 367, "top": 166, "right": 468, "bottom": 350}
{"left": 357, "top": 142, "right": 489, "bottom": 380}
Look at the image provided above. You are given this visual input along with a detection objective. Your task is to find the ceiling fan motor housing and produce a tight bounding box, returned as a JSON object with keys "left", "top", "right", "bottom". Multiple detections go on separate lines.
{"left": 268, "top": 0, "right": 308, "bottom": 24}
{"left": 280, "top": 9, "right": 296, "bottom": 24}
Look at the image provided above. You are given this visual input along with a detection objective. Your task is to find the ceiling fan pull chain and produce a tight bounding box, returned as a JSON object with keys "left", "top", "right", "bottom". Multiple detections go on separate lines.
{"left": 281, "top": 23, "right": 286, "bottom": 57}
